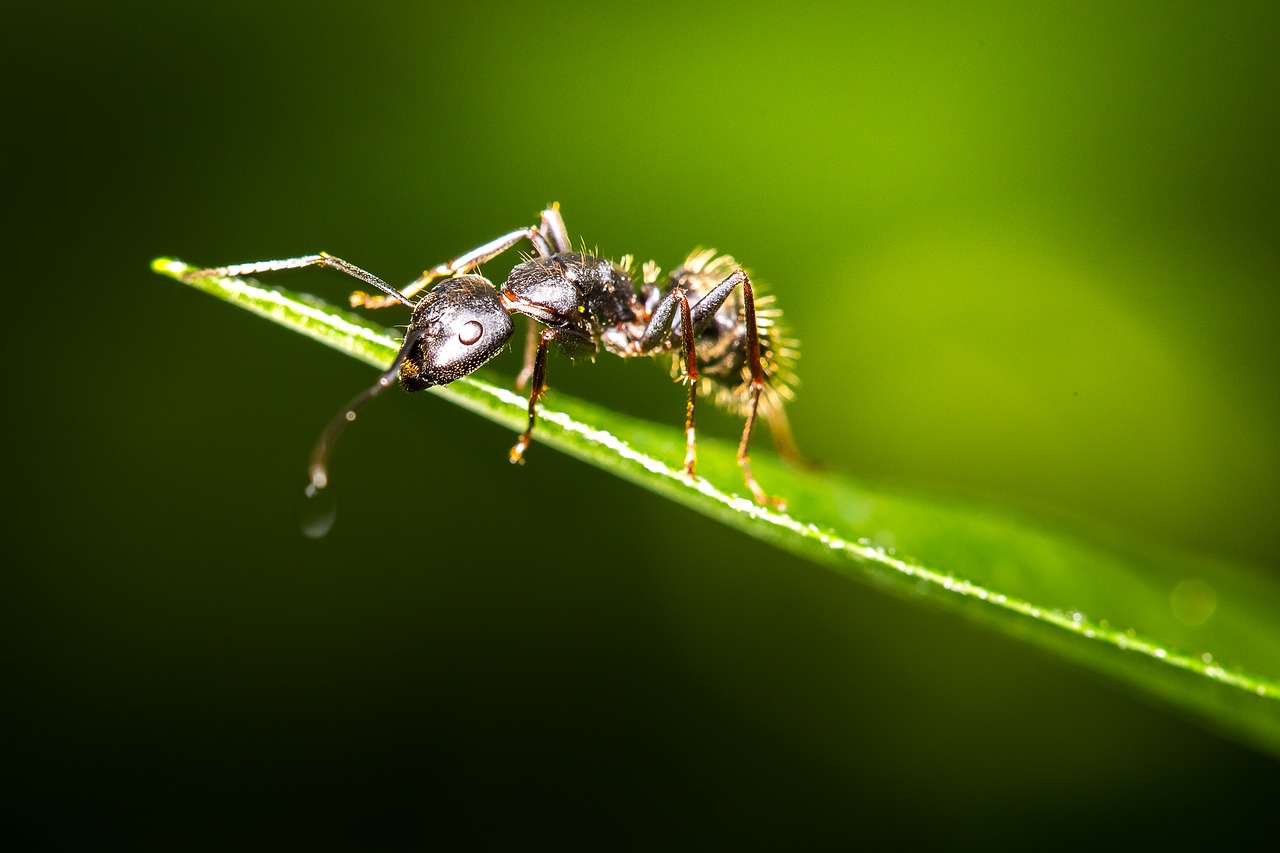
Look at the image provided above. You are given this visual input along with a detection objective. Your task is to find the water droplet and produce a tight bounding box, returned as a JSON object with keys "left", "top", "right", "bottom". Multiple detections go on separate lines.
{"left": 874, "top": 530, "right": 896, "bottom": 551}
{"left": 1170, "top": 578, "right": 1216, "bottom": 627}
{"left": 1154, "top": 648, "right": 1167, "bottom": 659}
{"left": 1201, "top": 652, "right": 1213, "bottom": 664}
{"left": 300, "top": 483, "right": 337, "bottom": 539}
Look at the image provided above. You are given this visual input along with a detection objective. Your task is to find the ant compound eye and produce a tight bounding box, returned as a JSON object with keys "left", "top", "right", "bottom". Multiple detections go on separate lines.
{"left": 458, "top": 320, "right": 483, "bottom": 346}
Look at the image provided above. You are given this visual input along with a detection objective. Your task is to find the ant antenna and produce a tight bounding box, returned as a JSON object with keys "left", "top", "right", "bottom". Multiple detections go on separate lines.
{"left": 317, "top": 253, "right": 416, "bottom": 308}
{"left": 306, "top": 327, "right": 427, "bottom": 494}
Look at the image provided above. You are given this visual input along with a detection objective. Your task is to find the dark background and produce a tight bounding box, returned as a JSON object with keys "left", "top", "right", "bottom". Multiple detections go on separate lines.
{"left": 5, "top": 1, "right": 1279, "bottom": 846}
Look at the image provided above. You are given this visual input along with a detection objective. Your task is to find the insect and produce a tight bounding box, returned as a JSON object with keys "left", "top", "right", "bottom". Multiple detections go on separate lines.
{"left": 184, "top": 204, "right": 799, "bottom": 505}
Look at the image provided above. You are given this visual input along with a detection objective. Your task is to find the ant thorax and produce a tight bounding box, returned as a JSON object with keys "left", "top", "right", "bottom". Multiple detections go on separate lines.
{"left": 505, "top": 252, "right": 646, "bottom": 355}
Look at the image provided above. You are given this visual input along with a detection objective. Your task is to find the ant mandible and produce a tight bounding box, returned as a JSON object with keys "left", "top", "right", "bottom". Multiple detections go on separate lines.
{"left": 184, "top": 204, "right": 799, "bottom": 506}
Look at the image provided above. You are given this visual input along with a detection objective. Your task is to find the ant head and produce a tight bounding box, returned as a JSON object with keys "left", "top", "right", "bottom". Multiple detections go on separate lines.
{"left": 398, "top": 275, "right": 514, "bottom": 391}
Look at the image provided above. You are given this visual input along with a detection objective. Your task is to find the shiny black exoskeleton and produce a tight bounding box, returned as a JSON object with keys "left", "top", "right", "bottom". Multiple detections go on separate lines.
{"left": 184, "top": 204, "right": 798, "bottom": 506}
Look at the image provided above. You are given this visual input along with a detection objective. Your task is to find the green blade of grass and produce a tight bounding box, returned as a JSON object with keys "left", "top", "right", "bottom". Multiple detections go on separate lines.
{"left": 154, "top": 256, "right": 1280, "bottom": 756}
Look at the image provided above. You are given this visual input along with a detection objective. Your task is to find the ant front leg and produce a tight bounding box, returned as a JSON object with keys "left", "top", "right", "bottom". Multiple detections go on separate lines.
{"left": 508, "top": 324, "right": 595, "bottom": 464}
{"left": 182, "top": 253, "right": 413, "bottom": 308}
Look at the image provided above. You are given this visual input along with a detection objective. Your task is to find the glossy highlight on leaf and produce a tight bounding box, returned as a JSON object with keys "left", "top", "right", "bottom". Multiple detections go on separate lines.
{"left": 153, "top": 257, "right": 1280, "bottom": 756}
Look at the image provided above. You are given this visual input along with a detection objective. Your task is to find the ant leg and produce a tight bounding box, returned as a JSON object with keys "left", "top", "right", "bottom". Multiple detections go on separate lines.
{"left": 736, "top": 384, "right": 771, "bottom": 507}
{"left": 351, "top": 226, "right": 554, "bottom": 309}
{"left": 508, "top": 325, "right": 595, "bottom": 463}
{"left": 632, "top": 285, "right": 700, "bottom": 474}
{"left": 687, "top": 268, "right": 747, "bottom": 333}
{"left": 515, "top": 315, "right": 540, "bottom": 391}
{"left": 183, "top": 253, "right": 412, "bottom": 308}
{"left": 639, "top": 270, "right": 775, "bottom": 502}
{"left": 635, "top": 286, "right": 685, "bottom": 352}
{"left": 675, "top": 289, "right": 700, "bottom": 477}
{"left": 730, "top": 270, "right": 776, "bottom": 507}
{"left": 686, "top": 269, "right": 777, "bottom": 507}
{"left": 761, "top": 395, "right": 815, "bottom": 470}
{"left": 509, "top": 328, "right": 553, "bottom": 464}
{"left": 539, "top": 202, "right": 572, "bottom": 253}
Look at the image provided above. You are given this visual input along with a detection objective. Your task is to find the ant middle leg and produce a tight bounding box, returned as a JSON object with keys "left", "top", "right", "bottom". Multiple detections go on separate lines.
{"left": 762, "top": 394, "right": 808, "bottom": 469}
{"left": 633, "top": 286, "right": 701, "bottom": 477}
{"left": 667, "top": 267, "right": 778, "bottom": 506}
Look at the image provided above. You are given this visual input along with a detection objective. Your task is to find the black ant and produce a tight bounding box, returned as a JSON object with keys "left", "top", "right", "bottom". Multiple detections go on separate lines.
{"left": 184, "top": 204, "right": 799, "bottom": 506}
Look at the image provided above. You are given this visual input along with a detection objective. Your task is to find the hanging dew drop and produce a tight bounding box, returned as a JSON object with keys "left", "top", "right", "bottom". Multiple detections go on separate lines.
{"left": 300, "top": 482, "right": 337, "bottom": 538}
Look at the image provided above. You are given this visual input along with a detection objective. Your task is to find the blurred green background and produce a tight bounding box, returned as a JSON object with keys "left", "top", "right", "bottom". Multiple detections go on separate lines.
{"left": 5, "top": 0, "right": 1279, "bottom": 845}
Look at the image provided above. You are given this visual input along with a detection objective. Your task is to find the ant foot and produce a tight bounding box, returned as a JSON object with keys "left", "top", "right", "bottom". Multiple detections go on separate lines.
{"left": 350, "top": 290, "right": 399, "bottom": 309}
{"left": 747, "top": 483, "right": 786, "bottom": 511}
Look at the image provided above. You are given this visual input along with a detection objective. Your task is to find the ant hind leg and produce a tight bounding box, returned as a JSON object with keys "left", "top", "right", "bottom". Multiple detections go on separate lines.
{"left": 682, "top": 266, "right": 781, "bottom": 507}
{"left": 731, "top": 269, "right": 783, "bottom": 508}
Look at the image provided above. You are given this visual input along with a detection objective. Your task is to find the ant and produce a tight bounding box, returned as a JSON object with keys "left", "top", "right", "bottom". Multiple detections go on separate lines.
{"left": 184, "top": 204, "right": 799, "bottom": 506}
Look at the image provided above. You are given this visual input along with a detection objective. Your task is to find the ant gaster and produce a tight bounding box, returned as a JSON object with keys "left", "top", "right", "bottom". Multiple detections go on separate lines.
{"left": 185, "top": 204, "right": 799, "bottom": 506}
